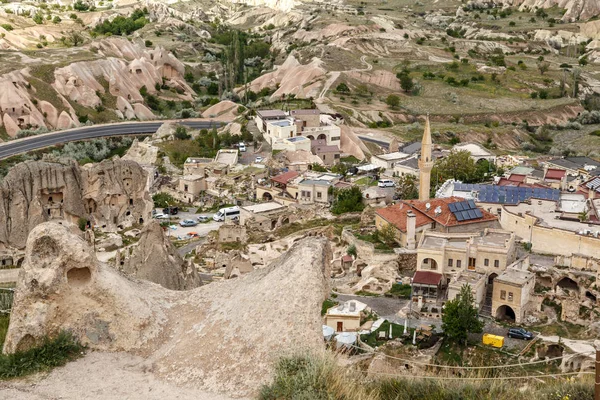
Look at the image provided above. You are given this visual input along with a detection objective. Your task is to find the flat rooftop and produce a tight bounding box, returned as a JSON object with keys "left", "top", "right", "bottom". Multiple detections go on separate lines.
{"left": 242, "top": 202, "right": 286, "bottom": 214}
{"left": 375, "top": 152, "right": 409, "bottom": 161}
{"left": 450, "top": 271, "right": 486, "bottom": 286}
{"left": 559, "top": 193, "right": 587, "bottom": 214}
{"left": 496, "top": 268, "right": 534, "bottom": 286}
{"left": 504, "top": 200, "right": 589, "bottom": 233}
{"left": 181, "top": 174, "right": 204, "bottom": 181}
{"left": 472, "top": 231, "right": 512, "bottom": 247}
{"left": 269, "top": 120, "right": 292, "bottom": 127}
{"left": 257, "top": 110, "right": 286, "bottom": 118}
{"left": 286, "top": 136, "right": 309, "bottom": 143}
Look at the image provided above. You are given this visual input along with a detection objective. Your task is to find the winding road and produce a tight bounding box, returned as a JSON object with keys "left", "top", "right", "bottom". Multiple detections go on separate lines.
{"left": 0, "top": 120, "right": 225, "bottom": 160}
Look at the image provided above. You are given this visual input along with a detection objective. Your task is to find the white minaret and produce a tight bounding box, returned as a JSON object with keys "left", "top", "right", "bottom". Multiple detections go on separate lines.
{"left": 418, "top": 114, "right": 433, "bottom": 201}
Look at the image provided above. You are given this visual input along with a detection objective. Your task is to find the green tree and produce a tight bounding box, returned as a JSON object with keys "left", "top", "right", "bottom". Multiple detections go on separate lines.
{"left": 310, "top": 163, "right": 327, "bottom": 172}
{"left": 335, "top": 82, "right": 350, "bottom": 93}
{"left": 399, "top": 74, "right": 414, "bottom": 93}
{"left": 441, "top": 284, "right": 484, "bottom": 346}
{"left": 331, "top": 186, "right": 364, "bottom": 215}
{"left": 386, "top": 94, "right": 400, "bottom": 108}
{"left": 174, "top": 126, "right": 190, "bottom": 140}
{"left": 379, "top": 223, "right": 397, "bottom": 246}
{"left": 431, "top": 150, "right": 479, "bottom": 186}
{"left": 152, "top": 192, "right": 175, "bottom": 208}
{"left": 347, "top": 244, "right": 357, "bottom": 258}
{"left": 395, "top": 174, "right": 418, "bottom": 200}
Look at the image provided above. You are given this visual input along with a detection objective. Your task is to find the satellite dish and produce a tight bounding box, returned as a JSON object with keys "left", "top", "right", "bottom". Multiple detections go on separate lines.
{"left": 426, "top": 202, "right": 431, "bottom": 210}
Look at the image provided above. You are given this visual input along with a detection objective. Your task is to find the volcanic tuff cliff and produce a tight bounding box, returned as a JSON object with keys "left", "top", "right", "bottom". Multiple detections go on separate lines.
{"left": 0, "top": 158, "right": 152, "bottom": 250}
{"left": 118, "top": 220, "right": 202, "bottom": 290}
{"left": 4, "top": 222, "right": 331, "bottom": 396}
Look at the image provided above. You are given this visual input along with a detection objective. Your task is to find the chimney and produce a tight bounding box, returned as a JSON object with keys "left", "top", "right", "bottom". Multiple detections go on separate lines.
{"left": 406, "top": 211, "right": 417, "bottom": 250}
{"left": 589, "top": 185, "right": 596, "bottom": 201}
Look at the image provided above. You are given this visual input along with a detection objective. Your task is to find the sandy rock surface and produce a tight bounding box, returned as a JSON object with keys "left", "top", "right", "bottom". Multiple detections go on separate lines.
{"left": 0, "top": 352, "right": 244, "bottom": 400}
{"left": 4, "top": 221, "right": 331, "bottom": 397}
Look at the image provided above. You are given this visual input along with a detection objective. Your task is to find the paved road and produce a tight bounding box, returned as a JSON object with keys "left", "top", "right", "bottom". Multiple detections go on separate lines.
{"left": 357, "top": 135, "right": 390, "bottom": 150}
{"left": 0, "top": 120, "right": 225, "bottom": 160}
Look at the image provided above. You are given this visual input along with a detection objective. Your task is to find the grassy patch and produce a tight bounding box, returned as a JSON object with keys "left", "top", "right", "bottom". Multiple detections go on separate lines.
{"left": 0, "top": 331, "right": 84, "bottom": 379}
{"left": 387, "top": 283, "right": 411, "bottom": 298}
{"left": 354, "top": 176, "right": 378, "bottom": 186}
{"left": 355, "top": 290, "right": 380, "bottom": 297}
{"left": 340, "top": 155, "right": 361, "bottom": 164}
{"left": 360, "top": 320, "right": 406, "bottom": 347}
{"left": 321, "top": 298, "right": 339, "bottom": 316}
{"left": 158, "top": 140, "right": 216, "bottom": 168}
{"left": 0, "top": 313, "right": 9, "bottom": 349}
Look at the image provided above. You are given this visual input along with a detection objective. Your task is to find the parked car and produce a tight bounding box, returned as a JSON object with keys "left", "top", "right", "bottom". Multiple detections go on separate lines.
{"left": 254, "top": 156, "right": 263, "bottom": 163}
{"left": 154, "top": 213, "right": 169, "bottom": 219}
{"left": 239, "top": 142, "right": 246, "bottom": 152}
{"left": 163, "top": 207, "right": 179, "bottom": 215}
{"left": 507, "top": 327, "right": 534, "bottom": 340}
{"left": 179, "top": 219, "right": 198, "bottom": 227}
{"left": 378, "top": 179, "right": 395, "bottom": 188}
{"left": 197, "top": 215, "right": 210, "bottom": 223}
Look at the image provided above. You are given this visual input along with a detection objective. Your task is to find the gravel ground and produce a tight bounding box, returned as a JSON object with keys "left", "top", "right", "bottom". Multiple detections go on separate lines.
{"left": 0, "top": 352, "right": 244, "bottom": 400}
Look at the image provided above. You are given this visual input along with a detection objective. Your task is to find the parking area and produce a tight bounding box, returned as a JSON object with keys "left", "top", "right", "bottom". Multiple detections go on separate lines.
{"left": 237, "top": 144, "right": 270, "bottom": 165}
{"left": 152, "top": 208, "right": 220, "bottom": 240}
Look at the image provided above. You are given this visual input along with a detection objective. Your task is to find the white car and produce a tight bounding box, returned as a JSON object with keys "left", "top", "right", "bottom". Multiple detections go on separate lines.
{"left": 378, "top": 179, "right": 395, "bottom": 188}
{"left": 154, "top": 213, "right": 169, "bottom": 219}
{"left": 255, "top": 156, "right": 264, "bottom": 163}
{"left": 239, "top": 143, "right": 246, "bottom": 152}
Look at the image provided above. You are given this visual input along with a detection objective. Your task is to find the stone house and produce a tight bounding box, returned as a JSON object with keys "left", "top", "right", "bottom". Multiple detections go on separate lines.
{"left": 178, "top": 175, "right": 206, "bottom": 203}
{"left": 492, "top": 259, "right": 535, "bottom": 323}
{"left": 415, "top": 229, "right": 516, "bottom": 280}
{"left": 311, "top": 139, "right": 340, "bottom": 166}
{"left": 324, "top": 300, "right": 367, "bottom": 332}
{"left": 375, "top": 197, "right": 500, "bottom": 249}
{"left": 240, "top": 202, "right": 288, "bottom": 231}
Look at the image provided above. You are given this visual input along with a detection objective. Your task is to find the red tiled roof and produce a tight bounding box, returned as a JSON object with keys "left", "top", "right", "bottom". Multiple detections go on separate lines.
{"left": 404, "top": 197, "right": 497, "bottom": 228}
{"left": 507, "top": 174, "right": 526, "bottom": 183}
{"left": 375, "top": 203, "right": 433, "bottom": 233}
{"left": 545, "top": 168, "right": 566, "bottom": 181}
{"left": 342, "top": 255, "right": 353, "bottom": 263}
{"left": 271, "top": 171, "right": 299, "bottom": 185}
{"left": 413, "top": 271, "right": 442, "bottom": 285}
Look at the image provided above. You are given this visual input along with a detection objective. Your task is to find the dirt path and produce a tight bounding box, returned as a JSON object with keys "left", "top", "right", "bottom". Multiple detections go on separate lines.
{"left": 317, "top": 55, "right": 373, "bottom": 101}
{"left": 0, "top": 352, "right": 246, "bottom": 400}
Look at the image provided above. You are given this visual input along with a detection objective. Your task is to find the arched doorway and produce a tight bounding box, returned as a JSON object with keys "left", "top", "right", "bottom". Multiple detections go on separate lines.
{"left": 496, "top": 305, "right": 516, "bottom": 322}
{"left": 556, "top": 277, "right": 579, "bottom": 294}
{"left": 281, "top": 217, "right": 289, "bottom": 225}
{"left": 422, "top": 258, "right": 438, "bottom": 271}
{"left": 488, "top": 273, "right": 498, "bottom": 285}
{"left": 586, "top": 291, "right": 597, "bottom": 303}
{"left": 271, "top": 220, "right": 277, "bottom": 230}
{"left": 306, "top": 135, "right": 315, "bottom": 140}
{"left": 317, "top": 133, "right": 327, "bottom": 140}
{"left": 262, "top": 192, "right": 273, "bottom": 201}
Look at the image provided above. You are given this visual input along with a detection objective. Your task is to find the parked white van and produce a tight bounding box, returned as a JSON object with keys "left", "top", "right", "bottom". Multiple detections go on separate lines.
{"left": 239, "top": 143, "right": 246, "bottom": 152}
{"left": 378, "top": 179, "right": 395, "bottom": 188}
{"left": 213, "top": 206, "right": 240, "bottom": 222}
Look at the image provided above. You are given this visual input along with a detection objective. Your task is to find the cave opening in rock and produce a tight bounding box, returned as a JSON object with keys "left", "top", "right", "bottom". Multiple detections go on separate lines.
{"left": 67, "top": 267, "right": 92, "bottom": 287}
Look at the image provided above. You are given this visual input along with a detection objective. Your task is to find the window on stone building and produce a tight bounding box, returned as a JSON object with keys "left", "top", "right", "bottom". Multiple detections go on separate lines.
{"left": 317, "top": 192, "right": 322, "bottom": 199}
{"left": 448, "top": 259, "right": 453, "bottom": 267}
{"left": 468, "top": 258, "right": 476, "bottom": 270}
{"left": 508, "top": 292, "right": 513, "bottom": 302}
{"left": 494, "top": 260, "right": 500, "bottom": 268}
{"left": 500, "top": 290, "right": 506, "bottom": 300}
{"left": 184, "top": 185, "right": 189, "bottom": 192}
{"left": 456, "top": 260, "right": 461, "bottom": 268}
{"left": 423, "top": 259, "right": 428, "bottom": 264}
{"left": 484, "top": 259, "right": 489, "bottom": 267}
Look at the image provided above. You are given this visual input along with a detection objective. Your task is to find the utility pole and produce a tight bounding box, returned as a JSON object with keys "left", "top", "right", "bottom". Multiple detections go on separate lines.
{"left": 595, "top": 341, "right": 600, "bottom": 400}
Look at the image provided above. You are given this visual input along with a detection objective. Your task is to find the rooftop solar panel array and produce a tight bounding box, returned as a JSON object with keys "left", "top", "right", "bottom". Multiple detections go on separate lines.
{"left": 586, "top": 177, "right": 600, "bottom": 193}
{"left": 452, "top": 183, "right": 560, "bottom": 204}
{"left": 449, "top": 199, "right": 484, "bottom": 222}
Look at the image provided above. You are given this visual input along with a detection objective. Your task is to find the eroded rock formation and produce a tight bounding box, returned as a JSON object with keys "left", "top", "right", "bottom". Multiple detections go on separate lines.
{"left": 0, "top": 158, "right": 152, "bottom": 250}
{"left": 118, "top": 220, "right": 202, "bottom": 290}
{"left": 4, "top": 222, "right": 331, "bottom": 396}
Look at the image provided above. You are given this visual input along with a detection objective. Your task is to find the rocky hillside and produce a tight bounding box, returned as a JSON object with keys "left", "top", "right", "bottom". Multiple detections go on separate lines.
{"left": 470, "top": 0, "right": 600, "bottom": 22}
{"left": 0, "top": 158, "right": 152, "bottom": 250}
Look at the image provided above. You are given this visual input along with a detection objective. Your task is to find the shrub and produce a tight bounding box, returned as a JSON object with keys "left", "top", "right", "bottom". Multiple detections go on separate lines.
{"left": 347, "top": 244, "right": 357, "bottom": 258}
{"left": 1, "top": 23, "right": 13, "bottom": 31}
{"left": 144, "top": 39, "right": 152, "bottom": 47}
{"left": 52, "top": 16, "right": 61, "bottom": 24}
{"left": 78, "top": 217, "right": 88, "bottom": 231}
